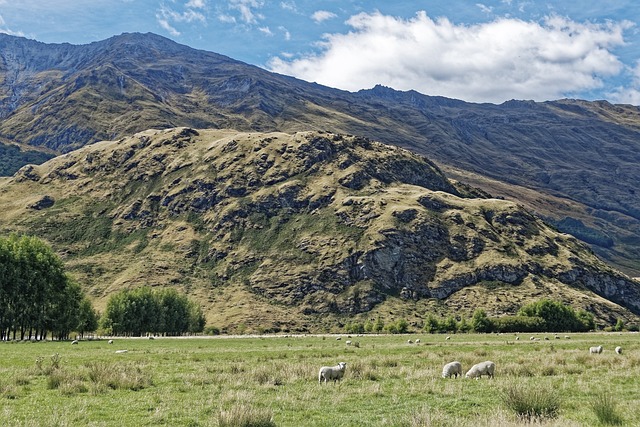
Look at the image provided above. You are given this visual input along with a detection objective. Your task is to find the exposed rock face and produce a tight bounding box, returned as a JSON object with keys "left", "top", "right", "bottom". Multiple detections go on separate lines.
{"left": 1, "top": 127, "right": 638, "bottom": 331}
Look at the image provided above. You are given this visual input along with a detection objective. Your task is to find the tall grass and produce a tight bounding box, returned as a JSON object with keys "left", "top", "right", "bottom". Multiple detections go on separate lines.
{"left": 217, "top": 405, "right": 276, "bottom": 427}
{"left": 501, "top": 382, "right": 560, "bottom": 421}
{"left": 590, "top": 392, "right": 624, "bottom": 425}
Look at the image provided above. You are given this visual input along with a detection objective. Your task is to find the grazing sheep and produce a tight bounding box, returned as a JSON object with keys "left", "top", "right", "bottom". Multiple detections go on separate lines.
{"left": 415, "top": 339, "right": 421, "bottom": 344}
{"left": 319, "top": 362, "right": 347, "bottom": 383}
{"left": 108, "top": 339, "right": 114, "bottom": 345}
{"left": 345, "top": 340, "right": 352, "bottom": 346}
{"left": 565, "top": 335, "right": 571, "bottom": 339}
{"left": 446, "top": 336, "right": 451, "bottom": 340}
{"left": 336, "top": 337, "right": 342, "bottom": 341}
{"left": 589, "top": 345, "right": 603, "bottom": 354}
{"left": 465, "top": 361, "right": 495, "bottom": 379}
{"left": 442, "top": 361, "right": 462, "bottom": 379}
{"left": 515, "top": 336, "right": 520, "bottom": 341}
{"left": 615, "top": 346, "right": 622, "bottom": 355}
{"left": 71, "top": 340, "right": 78, "bottom": 345}
{"left": 407, "top": 339, "right": 413, "bottom": 344}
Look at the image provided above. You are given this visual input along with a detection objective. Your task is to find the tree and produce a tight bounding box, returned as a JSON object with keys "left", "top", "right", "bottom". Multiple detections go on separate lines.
{"left": 471, "top": 309, "right": 493, "bottom": 333}
{"left": 518, "top": 299, "right": 593, "bottom": 332}
{"left": 0, "top": 235, "right": 93, "bottom": 340}
{"left": 101, "top": 287, "right": 205, "bottom": 336}
{"left": 76, "top": 297, "right": 99, "bottom": 338}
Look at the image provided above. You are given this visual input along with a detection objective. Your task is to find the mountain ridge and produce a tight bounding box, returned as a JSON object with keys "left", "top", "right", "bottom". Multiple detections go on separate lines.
{"left": 0, "top": 32, "right": 639, "bottom": 276}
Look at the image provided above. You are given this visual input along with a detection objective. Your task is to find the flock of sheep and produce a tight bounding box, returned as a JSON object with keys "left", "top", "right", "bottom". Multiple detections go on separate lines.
{"left": 318, "top": 341, "right": 624, "bottom": 384}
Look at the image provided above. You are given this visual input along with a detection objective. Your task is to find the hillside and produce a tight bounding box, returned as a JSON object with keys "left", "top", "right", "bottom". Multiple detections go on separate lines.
{"left": 1, "top": 32, "right": 639, "bottom": 277}
{"left": 0, "top": 127, "right": 638, "bottom": 332}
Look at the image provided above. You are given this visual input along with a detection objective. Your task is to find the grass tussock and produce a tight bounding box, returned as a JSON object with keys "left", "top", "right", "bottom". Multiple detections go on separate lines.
{"left": 502, "top": 382, "right": 560, "bottom": 421}
{"left": 217, "top": 405, "right": 276, "bottom": 427}
{"left": 590, "top": 392, "right": 624, "bottom": 425}
{"left": 86, "top": 361, "right": 152, "bottom": 391}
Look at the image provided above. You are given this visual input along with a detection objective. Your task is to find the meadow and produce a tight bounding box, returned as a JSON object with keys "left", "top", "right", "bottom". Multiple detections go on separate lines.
{"left": 0, "top": 332, "right": 638, "bottom": 426}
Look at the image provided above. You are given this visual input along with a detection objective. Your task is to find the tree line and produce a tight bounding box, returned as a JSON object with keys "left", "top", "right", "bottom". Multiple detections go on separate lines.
{"left": 345, "top": 299, "right": 597, "bottom": 335}
{"left": 0, "top": 235, "right": 98, "bottom": 340}
{"left": 0, "top": 235, "right": 205, "bottom": 340}
{"left": 101, "top": 287, "right": 206, "bottom": 336}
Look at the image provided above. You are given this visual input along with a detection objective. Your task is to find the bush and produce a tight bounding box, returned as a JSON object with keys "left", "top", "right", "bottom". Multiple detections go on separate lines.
{"left": 492, "top": 316, "right": 545, "bottom": 333}
{"left": 518, "top": 299, "right": 593, "bottom": 332}
{"left": 502, "top": 383, "right": 560, "bottom": 421}
{"left": 590, "top": 392, "right": 624, "bottom": 425}
{"left": 471, "top": 309, "right": 494, "bottom": 333}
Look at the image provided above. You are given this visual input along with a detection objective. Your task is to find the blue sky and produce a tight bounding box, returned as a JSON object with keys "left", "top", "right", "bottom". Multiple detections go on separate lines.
{"left": 1, "top": 1, "right": 640, "bottom": 104}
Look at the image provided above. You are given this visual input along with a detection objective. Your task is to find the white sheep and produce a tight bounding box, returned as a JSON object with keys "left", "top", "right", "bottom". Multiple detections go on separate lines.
{"left": 589, "top": 345, "right": 603, "bottom": 354}
{"left": 345, "top": 340, "right": 352, "bottom": 346}
{"left": 465, "top": 361, "right": 495, "bottom": 379}
{"left": 108, "top": 339, "right": 114, "bottom": 344}
{"left": 407, "top": 339, "right": 413, "bottom": 344}
{"left": 442, "top": 361, "right": 462, "bottom": 379}
{"left": 318, "top": 362, "right": 347, "bottom": 383}
{"left": 415, "top": 339, "right": 421, "bottom": 344}
{"left": 615, "top": 346, "right": 622, "bottom": 355}
{"left": 71, "top": 340, "right": 78, "bottom": 345}
{"left": 115, "top": 350, "right": 128, "bottom": 354}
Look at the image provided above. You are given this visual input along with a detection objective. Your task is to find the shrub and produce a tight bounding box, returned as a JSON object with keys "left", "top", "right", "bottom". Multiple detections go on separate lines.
{"left": 502, "top": 383, "right": 560, "bottom": 421}
{"left": 518, "top": 299, "right": 593, "bottom": 332}
{"left": 492, "top": 315, "right": 545, "bottom": 333}
{"left": 471, "top": 309, "right": 494, "bottom": 333}
{"left": 590, "top": 392, "right": 624, "bottom": 425}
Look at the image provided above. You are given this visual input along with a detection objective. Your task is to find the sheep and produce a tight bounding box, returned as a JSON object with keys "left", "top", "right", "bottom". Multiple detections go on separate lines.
{"left": 71, "top": 340, "right": 78, "bottom": 345}
{"left": 465, "top": 361, "right": 495, "bottom": 379}
{"left": 407, "top": 339, "right": 413, "bottom": 344}
{"left": 415, "top": 339, "right": 421, "bottom": 344}
{"left": 442, "top": 361, "right": 462, "bottom": 379}
{"left": 615, "top": 346, "right": 622, "bottom": 355}
{"left": 108, "top": 339, "right": 114, "bottom": 345}
{"left": 345, "top": 340, "right": 352, "bottom": 346}
{"left": 589, "top": 345, "right": 603, "bottom": 354}
{"left": 115, "top": 350, "right": 128, "bottom": 354}
{"left": 319, "top": 362, "right": 347, "bottom": 383}
{"left": 446, "top": 336, "right": 451, "bottom": 340}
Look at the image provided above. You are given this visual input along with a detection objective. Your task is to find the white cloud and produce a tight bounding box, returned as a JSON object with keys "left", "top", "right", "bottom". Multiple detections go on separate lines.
{"left": 259, "top": 26, "right": 273, "bottom": 36}
{"left": 476, "top": 4, "right": 493, "bottom": 14}
{"left": 156, "top": 3, "right": 206, "bottom": 37}
{"left": 280, "top": 1, "right": 297, "bottom": 12}
{"left": 268, "top": 11, "right": 632, "bottom": 103}
{"left": 228, "top": 0, "right": 264, "bottom": 25}
{"left": 278, "top": 26, "right": 291, "bottom": 41}
{"left": 608, "top": 60, "right": 640, "bottom": 105}
{"left": 311, "top": 10, "right": 337, "bottom": 23}
{"left": 186, "top": 0, "right": 206, "bottom": 8}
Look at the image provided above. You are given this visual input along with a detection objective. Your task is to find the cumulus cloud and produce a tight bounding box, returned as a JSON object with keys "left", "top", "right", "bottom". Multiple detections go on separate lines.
{"left": 311, "top": 10, "right": 337, "bottom": 23}
{"left": 608, "top": 60, "right": 640, "bottom": 105}
{"left": 268, "top": 11, "right": 632, "bottom": 103}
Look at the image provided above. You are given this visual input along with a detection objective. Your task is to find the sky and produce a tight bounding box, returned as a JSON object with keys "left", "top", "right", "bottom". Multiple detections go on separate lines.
{"left": 1, "top": 1, "right": 640, "bottom": 105}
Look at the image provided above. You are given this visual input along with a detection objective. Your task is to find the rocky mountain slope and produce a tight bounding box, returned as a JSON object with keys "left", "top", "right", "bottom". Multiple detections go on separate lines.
{"left": 0, "top": 127, "right": 638, "bottom": 332}
{"left": 1, "top": 32, "right": 639, "bottom": 277}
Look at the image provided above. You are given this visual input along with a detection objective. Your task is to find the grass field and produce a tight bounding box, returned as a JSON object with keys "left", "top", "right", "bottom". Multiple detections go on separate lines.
{"left": 1, "top": 332, "right": 638, "bottom": 426}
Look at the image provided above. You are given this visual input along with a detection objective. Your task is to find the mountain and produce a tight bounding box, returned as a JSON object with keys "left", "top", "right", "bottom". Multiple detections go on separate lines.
{"left": 1, "top": 32, "right": 639, "bottom": 277}
{"left": 1, "top": 127, "right": 638, "bottom": 332}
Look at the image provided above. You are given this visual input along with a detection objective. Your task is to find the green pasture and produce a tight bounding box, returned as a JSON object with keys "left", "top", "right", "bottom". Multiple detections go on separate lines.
{"left": 0, "top": 332, "right": 638, "bottom": 426}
